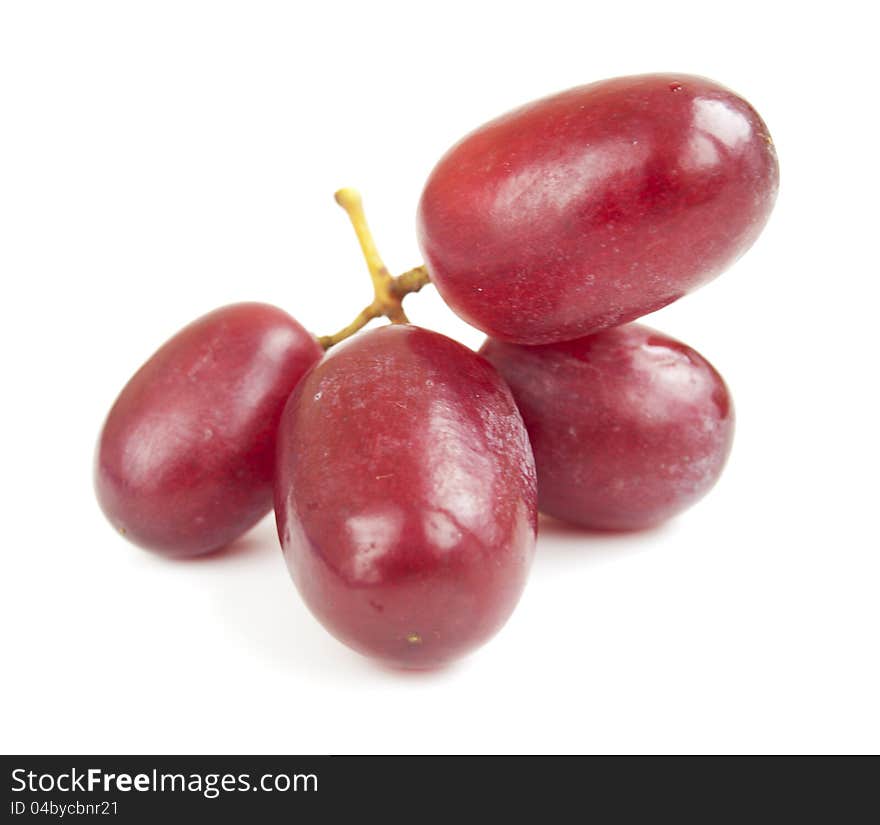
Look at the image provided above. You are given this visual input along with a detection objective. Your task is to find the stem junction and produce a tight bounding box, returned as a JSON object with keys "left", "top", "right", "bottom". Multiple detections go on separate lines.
{"left": 318, "top": 188, "right": 431, "bottom": 349}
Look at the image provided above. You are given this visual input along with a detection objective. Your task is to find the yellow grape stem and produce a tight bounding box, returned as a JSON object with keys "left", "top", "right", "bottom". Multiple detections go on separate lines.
{"left": 318, "top": 188, "right": 432, "bottom": 350}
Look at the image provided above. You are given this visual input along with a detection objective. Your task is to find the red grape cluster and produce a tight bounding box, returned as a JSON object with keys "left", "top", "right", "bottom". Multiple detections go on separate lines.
{"left": 96, "top": 74, "right": 778, "bottom": 668}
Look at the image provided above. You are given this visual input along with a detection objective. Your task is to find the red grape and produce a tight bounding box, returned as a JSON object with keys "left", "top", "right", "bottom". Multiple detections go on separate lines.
{"left": 418, "top": 74, "right": 778, "bottom": 344}
{"left": 480, "top": 324, "right": 734, "bottom": 530}
{"left": 96, "top": 303, "right": 322, "bottom": 557}
{"left": 274, "top": 325, "right": 536, "bottom": 668}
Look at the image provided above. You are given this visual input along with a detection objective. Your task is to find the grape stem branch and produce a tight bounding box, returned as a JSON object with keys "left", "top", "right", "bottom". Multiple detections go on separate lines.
{"left": 318, "top": 188, "right": 431, "bottom": 350}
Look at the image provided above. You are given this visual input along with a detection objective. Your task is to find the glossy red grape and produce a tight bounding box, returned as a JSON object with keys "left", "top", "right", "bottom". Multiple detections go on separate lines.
{"left": 96, "top": 303, "right": 322, "bottom": 557}
{"left": 480, "top": 324, "right": 734, "bottom": 530}
{"left": 274, "top": 325, "right": 537, "bottom": 668}
{"left": 418, "top": 73, "right": 779, "bottom": 344}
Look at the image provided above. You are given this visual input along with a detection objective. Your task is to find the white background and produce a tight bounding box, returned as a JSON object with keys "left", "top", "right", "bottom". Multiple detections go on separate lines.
{"left": 2, "top": 1, "right": 878, "bottom": 755}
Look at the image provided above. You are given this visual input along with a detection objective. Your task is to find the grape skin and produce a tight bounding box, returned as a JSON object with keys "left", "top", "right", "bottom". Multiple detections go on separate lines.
{"left": 95, "top": 302, "right": 322, "bottom": 557}
{"left": 274, "top": 325, "right": 537, "bottom": 668}
{"left": 418, "top": 74, "right": 779, "bottom": 345}
{"left": 481, "top": 324, "right": 734, "bottom": 530}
